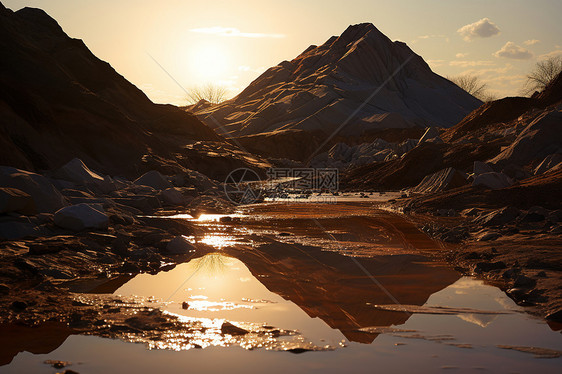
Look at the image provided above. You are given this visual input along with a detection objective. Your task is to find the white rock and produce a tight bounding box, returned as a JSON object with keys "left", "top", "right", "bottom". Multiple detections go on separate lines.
{"left": 472, "top": 172, "right": 513, "bottom": 190}
{"left": 54, "top": 203, "right": 109, "bottom": 231}
{"left": 166, "top": 235, "right": 196, "bottom": 254}
{"left": 134, "top": 170, "right": 171, "bottom": 190}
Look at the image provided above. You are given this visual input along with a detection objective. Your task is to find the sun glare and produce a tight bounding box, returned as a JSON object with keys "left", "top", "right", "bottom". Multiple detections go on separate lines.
{"left": 189, "top": 43, "right": 229, "bottom": 80}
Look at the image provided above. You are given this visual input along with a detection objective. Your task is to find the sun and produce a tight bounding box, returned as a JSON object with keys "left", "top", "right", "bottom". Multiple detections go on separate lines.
{"left": 189, "top": 43, "right": 229, "bottom": 81}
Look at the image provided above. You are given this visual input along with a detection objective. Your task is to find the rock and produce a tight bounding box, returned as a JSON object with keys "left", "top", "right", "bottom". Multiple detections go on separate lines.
{"left": 221, "top": 321, "right": 248, "bottom": 336}
{"left": 118, "top": 261, "right": 140, "bottom": 274}
{"left": 513, "top": 275, "right": 536, "bottom": 288}
{"left": 472, "top": 172, "right": 513, "bottom": 189}
{"left": 477, "top": 206, "right": 520, "bottom": 227}
{"left": 534, "top": 153, "right": 562, "bottom": 175}
{"left": 0, "top": 166, "right": 67, "bottom": 213}
{"left": 478, "top": 231, "right": 501, "bottom": 241}
{"left": 165, "top": 235, "right": 196, "bottom": 255}
{"left": 472, "top": 161, "right": 493, "bottom": 175}
{"left": 411, "top": 167, "right": 467, "bottom": 194}
{"left": 0, "top": 187, "right": 36, "bottom": 215}
{"left": 134, "top": 170, "right": 171, "bottom": 190}
{"left": 474, "top": 261, "right": 506, "bottom": 273}
{"left": 11, "top": 301, "right": 27, "bottom": 310}
{"left": 54, "top": 203, "right": 109, "bottom": 231}
{"left": 159, "top": 188, "right": 185, "bottom": 206}
{"left": 436, "top": 208, "right": 457, "bottom": 217}
{"left": 545, "top": 310, "right": 562, "bottom": 322}
{"left": 0, "top": 221, "right": 40, "bottom": 240}
{"left": 53, "top": 158, "right": 116, "bottom": 193}
{"left": 182, "top": 301, "right": 189, "bottom": 310}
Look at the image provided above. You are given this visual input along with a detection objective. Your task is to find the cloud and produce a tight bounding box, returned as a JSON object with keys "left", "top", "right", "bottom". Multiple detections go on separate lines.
{"left": 493, "top": 42, "right": 533, "bottom": 59}
{"left": 413, "top": 34, "right": 450, "bottom": 43}
{"left": 450, "top": 60, "right": 495, "bottom": 67}
{"left": 190, "top": 26, "right": 285, "bottom": 38}
{"left": 457, "top": 18, "right": 500, "bottom": 41}
{"left": 455, "top": 53, "right": 469, "bottom": 58}
{"left": 524, "top": 39, "right": 540, "bottom": 46}
{"left": 538, "top": 49, "right": 562, "bottom": 60}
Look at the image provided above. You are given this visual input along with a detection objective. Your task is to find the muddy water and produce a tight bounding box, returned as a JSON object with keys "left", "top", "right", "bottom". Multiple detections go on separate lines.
{"left": 3, "top": 202, "right": 562, "bottom": 373}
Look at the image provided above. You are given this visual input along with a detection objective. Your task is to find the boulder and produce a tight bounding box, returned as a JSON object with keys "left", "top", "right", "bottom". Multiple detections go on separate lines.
{"left": 534, "top": 153, "right": 562, "bottom": 175}
{"left": 472, "top": 172, "right": 513, "bottom": 189}
{"left": 411, "top": 167, "right": 467, "bottom": 194}
{"left": 0, "top": 166, "right": 67, "bottom": 213}
{"left": 53, "top": 203, "right": 109, "bottom": 231}
{"left": 473, "top": 161, "right": 493, "bottom": 175}
{"left": 133, "top": 170, "right": 171, "bottom": 190}
{"left": 159, "top": 188, "right": 186, "bottom": 206}
{"left": 0, "top": 187, "right": 36, "bottom": 215}
{"left": 165, "top": 235, "right": 196, "bottom": 254}
{"left": 53, "top": 158, "right": 116, "bottom": 193}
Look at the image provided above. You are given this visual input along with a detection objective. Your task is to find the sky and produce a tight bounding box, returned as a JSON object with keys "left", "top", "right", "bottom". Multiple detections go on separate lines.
{"left": 4, "top": 0, "right": 562, "bottom": 104}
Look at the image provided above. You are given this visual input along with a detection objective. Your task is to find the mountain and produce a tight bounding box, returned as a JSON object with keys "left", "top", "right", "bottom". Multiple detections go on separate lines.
{"left": 0, "top": 3, "right": 266, "bottom": 179}
{"left": 191, "top": 23, "right": 481, "bottom": 160}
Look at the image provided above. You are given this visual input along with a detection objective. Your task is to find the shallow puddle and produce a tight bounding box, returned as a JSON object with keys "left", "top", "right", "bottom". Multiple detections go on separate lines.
{"left": 4, "top": 253, "right": 562, "bottom": 373}
{"left": 2, "top": 204, "right": 562, "bottom": 373}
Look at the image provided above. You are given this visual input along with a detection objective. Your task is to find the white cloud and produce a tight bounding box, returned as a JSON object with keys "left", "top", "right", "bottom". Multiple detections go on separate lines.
{"left": 455, "top": 52, "right": 469, "bottom": 58}
{"left": 493, "top": 42, "right": 533, "bottom": 59}
{"left": 190, "top": 26, "right": 285, "bottom": 38}
{"left": 457, "top": 18, "right": 500, "bottom": 41}
{"left": 524, "top": 39, "right": 540, "bottom": 46}
{"left": 450, "top": 60, "right": 495, "bottom": 67}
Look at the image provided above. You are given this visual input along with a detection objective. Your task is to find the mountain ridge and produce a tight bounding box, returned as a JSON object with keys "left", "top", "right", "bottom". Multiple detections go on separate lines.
{"left": 192, "top": 22, "right": 482, "bottom": 149}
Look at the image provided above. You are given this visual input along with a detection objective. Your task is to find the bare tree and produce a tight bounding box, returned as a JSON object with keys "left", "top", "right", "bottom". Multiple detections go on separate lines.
{"left": 448, "top": 74, "right": 491, "bottom": 101}
{"left": 523, "top": 56, "right": 562, "bottom": 96}
{"left": 186, "top": 83, "right": 227, "bottom": 105}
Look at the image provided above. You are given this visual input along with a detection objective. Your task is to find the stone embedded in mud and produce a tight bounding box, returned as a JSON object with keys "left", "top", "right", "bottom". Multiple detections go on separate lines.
{"left": 134, "top": 170, "right": 171, "bottom": 190}
{"left": 54, "top": 203, "right": 109, "bottom": 231}
{"left": 165, "top": 236, "right": 196, "bottom": 255}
